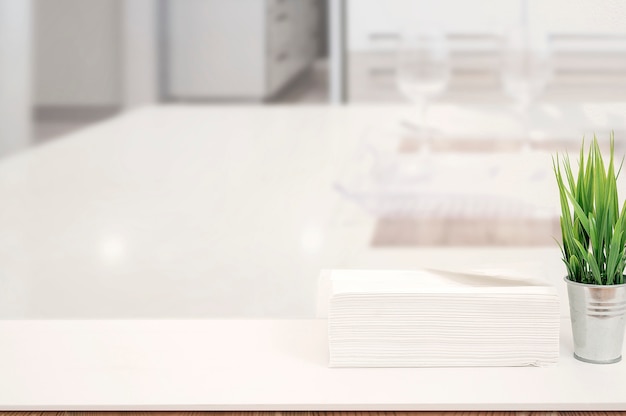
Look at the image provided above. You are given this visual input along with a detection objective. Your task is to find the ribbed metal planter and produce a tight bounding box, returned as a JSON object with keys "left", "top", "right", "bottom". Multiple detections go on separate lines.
{"left": 565, "top": 277, "right": 626, "bottom": 364}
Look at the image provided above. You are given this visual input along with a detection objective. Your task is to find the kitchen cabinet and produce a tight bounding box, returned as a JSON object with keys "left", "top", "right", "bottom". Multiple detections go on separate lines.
{"left": 166, "top": 0, "right": 319, "bottom": 101}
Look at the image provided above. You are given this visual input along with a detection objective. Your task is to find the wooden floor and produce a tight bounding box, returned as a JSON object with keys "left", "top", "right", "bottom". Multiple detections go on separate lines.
{"left": 0, "top": 412, "right": 624, "bottom": 416}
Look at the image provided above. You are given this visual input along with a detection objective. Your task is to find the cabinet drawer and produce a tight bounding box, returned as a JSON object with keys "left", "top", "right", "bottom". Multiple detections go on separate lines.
{"left": 346, "top": 0, "right": 413, "bottom": 51}
{"left": 267, "top": 6, "right": 291, "bottom": 55}
{"left": 348, "top": 51, "right": 505, "bottom": 103}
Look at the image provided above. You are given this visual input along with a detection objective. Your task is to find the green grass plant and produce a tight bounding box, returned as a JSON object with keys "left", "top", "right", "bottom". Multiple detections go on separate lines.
{"left": 553, "top": 134, "right": 626, "bottom": 285}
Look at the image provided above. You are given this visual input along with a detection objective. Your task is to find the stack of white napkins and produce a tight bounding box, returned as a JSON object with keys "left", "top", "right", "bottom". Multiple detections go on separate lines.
{"left": 326, "top": 269, "right": 560, "bottom": 367}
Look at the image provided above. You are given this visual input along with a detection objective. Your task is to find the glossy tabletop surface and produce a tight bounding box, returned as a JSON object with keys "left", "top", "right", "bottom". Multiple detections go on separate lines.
{"left": 1, "top": 103, "right": 625, "bottom": 319}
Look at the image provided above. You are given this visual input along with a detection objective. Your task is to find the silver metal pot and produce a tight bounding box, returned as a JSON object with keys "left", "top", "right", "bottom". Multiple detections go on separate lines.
{"left": 565, "top": 277, "right": 626, "bottom": 364}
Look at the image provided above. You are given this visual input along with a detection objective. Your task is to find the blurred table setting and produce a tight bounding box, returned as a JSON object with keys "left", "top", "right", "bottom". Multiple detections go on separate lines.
{"left": 0, "top": 102, "right": 625, "bottom": 318}
{"left": 335, "top": 101, "right": 626, "bottom": 246}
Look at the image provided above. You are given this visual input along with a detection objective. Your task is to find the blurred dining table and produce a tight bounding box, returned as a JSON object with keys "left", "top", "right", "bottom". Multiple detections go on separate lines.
{"left": 0, "top": 102, "right": 625, "bottom": 320}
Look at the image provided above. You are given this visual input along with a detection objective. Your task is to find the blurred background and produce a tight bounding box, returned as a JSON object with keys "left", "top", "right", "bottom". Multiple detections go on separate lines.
{"left": 1, "top": 0, "right": 626, "bottom": 158}
{"left": 3, "top": 0, "right": 626, "bottom": 319}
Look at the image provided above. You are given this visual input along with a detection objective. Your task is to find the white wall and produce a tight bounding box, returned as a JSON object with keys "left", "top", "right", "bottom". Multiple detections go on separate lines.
{"left": 0, "top": 0, "right": 32, "bottom": 155}
{"left": 347, "top": 0, "right": 520, "bottom": 51}
{"left": 530, "top": 0, "right": 626, "bottom": 35}
{"left": 34, "top": 0, "right": 122, "bottom": 107}
{"left": 347, "top": 0, "right": 626, "bottom": 52}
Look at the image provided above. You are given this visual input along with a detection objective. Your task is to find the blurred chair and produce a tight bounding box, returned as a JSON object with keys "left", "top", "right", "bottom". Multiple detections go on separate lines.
{"left": 544, "top": 33, "right": 626, "bottom": 101}
{"left": 442, "top": 33, "right": 504, "bottom": 102}
{"left": 348, "top": 31, "right": 506, "bottom": 104}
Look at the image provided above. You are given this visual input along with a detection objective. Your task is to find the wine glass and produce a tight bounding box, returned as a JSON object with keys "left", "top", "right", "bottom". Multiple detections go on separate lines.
{"left": 396, "top": 30, "right": 450, "bottom": 153}
{"left": 500, "top": 27, "right": 553, "bottom": 151}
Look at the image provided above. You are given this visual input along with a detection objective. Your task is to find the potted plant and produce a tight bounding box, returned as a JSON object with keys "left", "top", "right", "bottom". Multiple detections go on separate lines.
{"left": 554, "top": 134, "right": 626, "bottom": 364}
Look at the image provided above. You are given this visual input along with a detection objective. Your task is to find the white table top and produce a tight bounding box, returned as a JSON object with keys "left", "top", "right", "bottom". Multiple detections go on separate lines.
{"left": 3, "top": 103, "right": 623, "bottom": 319}
{"left": 1, "top": 318, "right": 625, "bottom": 411}
{"left": 2, "top": 104, "right": 626, "bottom": 409}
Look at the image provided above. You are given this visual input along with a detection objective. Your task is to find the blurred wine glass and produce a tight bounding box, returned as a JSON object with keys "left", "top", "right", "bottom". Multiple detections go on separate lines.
{"left": 500, "top": 27, "right": 553, "bottom": 151}
{"left": 396, "top": 30, "right": 450, "bottom": 153}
